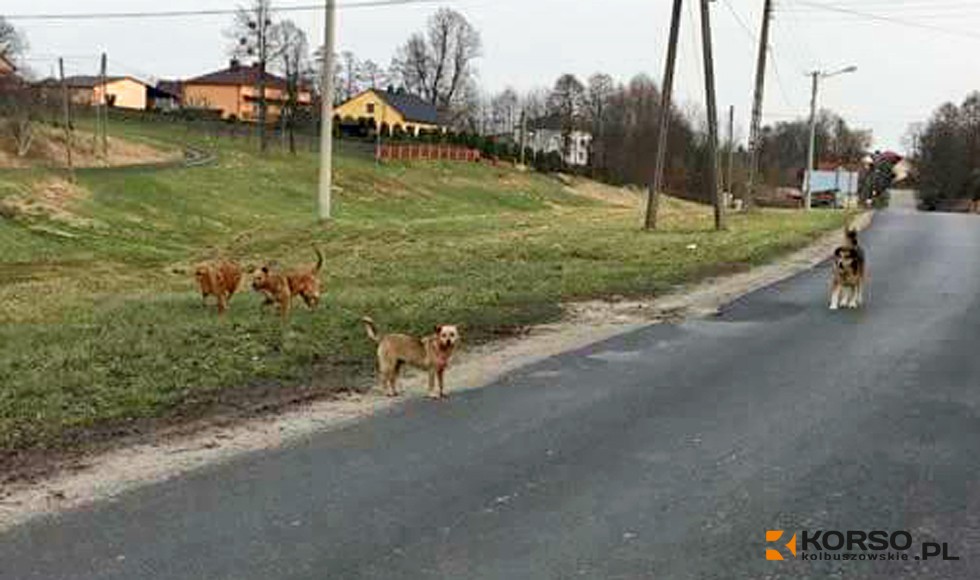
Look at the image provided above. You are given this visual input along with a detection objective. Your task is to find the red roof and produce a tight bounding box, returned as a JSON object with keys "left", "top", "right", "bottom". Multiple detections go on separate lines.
{"left": 185, "top": 62, "right": 288, "bottom": 90}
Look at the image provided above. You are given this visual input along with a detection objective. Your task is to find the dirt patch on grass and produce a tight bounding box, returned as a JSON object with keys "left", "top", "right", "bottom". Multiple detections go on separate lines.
{"left": 0, "top": 178, "right": 95, "bottom": 227}
{"left": 0, "top": 211, "right": 873, "bottom": 533}
{"left": 0, "top": 125, "right": 180, "bottom": 169}
{"left": 565, "top": 177, "right": 644, "bottom": 208}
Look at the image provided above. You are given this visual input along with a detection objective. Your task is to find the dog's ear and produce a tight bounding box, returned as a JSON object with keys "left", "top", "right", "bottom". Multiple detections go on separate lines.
{"left": 434, "top": 325, "right": 443, "bottom": 334}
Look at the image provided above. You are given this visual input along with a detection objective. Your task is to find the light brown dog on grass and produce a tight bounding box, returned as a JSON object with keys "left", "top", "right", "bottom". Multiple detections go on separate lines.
{"left": 194, "top": 259, "right": 243, "bottom": 314}
{"left": 251, "top": 248, "right": 324, "bottom": 320}
{"left": 362, "top": 317, "right": 460, "bottom": 399}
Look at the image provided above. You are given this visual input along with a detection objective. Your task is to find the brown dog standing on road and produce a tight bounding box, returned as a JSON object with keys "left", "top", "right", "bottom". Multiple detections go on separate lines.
{"left": 251, "top": 248, "right": 324, "bottom": 320}
{"left": 362, "top": 317, "right": 460, "bottom": 399}
{"left": 194, "top": 259, "right": 242, "bottom": 314}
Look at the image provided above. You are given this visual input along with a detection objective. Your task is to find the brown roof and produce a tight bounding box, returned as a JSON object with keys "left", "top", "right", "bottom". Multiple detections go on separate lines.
{"left": 184, "top": 62, "right": 288, "bottom": 90}
{"left": 156, "top": 80, "right": 183, "bottom": 99}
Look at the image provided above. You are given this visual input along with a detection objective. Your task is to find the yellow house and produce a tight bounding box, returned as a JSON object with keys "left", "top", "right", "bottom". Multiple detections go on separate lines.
{"left": 42, "top": 76, "right": 151, "bottom": 110}
{"left": 182, "top": 61, "right": 312, "bottom": 122}
{"left": 334, "top": 89, "right": 443, "bottom": 136}
{"left": 93, "top": 77, "right": 150, "bottom": 110}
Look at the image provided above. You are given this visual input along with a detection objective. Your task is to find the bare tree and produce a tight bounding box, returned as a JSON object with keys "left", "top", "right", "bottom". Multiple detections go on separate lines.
{"left": 520, "top": 88, "right": 549, "bottom": 121}
{"left": 227, "top": 0, "right": 283, "bottom": 152}
{"left": 271, "top": 20, "right": 310, "bottom": 154}
{"left": 490, "top": 87, "right": 518, "bottom": 136}
{"left": 340, "top": 51, "right": 359, "bottom": 100}
{"left": 547, "top": 74, "right": 586, "bottom": 163}
{"left": 391, "top": 8, "right": 481, "bottom": 110}
{"left": 0, "top": 76, "right": 37, "bottom": 157}
{"left": 360, "top": 59, "right": 388, "bottom": 90}
{"left": 0, "top": 15, "right": 27, "bottom": 62}
{"left": 586, "top": 73, "right": 614, "bottom": 173}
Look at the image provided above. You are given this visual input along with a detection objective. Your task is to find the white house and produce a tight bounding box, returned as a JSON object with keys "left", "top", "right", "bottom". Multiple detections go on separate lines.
{"left": 520, "top": 116, "right": 592, "bottom": 167}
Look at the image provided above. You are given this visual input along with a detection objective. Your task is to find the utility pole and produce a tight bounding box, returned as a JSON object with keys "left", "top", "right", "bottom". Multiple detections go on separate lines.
{"left": 746, "top": 0, "right": 773, "bottom": 209}
{"left": 375, "top": 104, "right": 385, "bottom": 164}
{"left": 519, "top": 109, "right": 527, "bottom": 167}
{"left": 804, "top": 71, "right": 819, "bottom": 211}
{"left": 699, "top": 0, "right": 725, "bottom": 230}
{"left": 257, "top": 1, "right": 269, "bottom": 153}
{"left": 100, "top": 52, "right": 109, "bottom": 160}
{"left": 727, "top": 104, "right": 735, "bottom": 198}
{"left": 645, "top": 0, "right": 684, "bottom": 230}
{"left": 318, "top": 0, "right": 337, "bottom": 221}
{"left": 58, "top": 58, "right": 74, "bottom": 182}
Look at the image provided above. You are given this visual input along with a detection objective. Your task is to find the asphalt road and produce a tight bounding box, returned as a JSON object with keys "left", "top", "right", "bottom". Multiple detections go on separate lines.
{"left": 3, "top": 194, "right": 980, "bottom": 579}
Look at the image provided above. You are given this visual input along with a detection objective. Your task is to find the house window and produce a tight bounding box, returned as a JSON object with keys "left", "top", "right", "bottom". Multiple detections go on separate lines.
{"left": 367, "top": 103, "right": 376, "bottom": 114}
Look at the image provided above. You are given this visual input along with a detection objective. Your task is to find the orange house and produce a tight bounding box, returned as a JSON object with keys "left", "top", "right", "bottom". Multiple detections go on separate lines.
{"left": 182, "top": 61, "right": 312, "bottom": 123}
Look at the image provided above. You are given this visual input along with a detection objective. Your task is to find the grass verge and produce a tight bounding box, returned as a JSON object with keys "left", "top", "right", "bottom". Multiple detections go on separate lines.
{"left": 0, "top": 118, "right": 853, "bottom": 457}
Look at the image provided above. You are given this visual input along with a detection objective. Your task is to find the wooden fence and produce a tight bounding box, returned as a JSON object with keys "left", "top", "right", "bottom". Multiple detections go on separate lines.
{"left": 377, "top": 143, "right": 481, "bottom": 163}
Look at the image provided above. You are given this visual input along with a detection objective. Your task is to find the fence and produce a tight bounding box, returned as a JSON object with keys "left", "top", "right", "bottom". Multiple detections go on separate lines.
{"left": 377, "top": 143, "right": 481, "bottom": 163}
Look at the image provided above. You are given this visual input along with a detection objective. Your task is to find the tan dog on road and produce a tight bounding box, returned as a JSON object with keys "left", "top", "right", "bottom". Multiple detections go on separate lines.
{"left": 251, "top": 248, "right": 324, "bottom": 320}
{"left": 362, "top": 317, "right": 460, "bottom": 399}
{"left": 194, "top": 259, "right": 243, "bottom": 314}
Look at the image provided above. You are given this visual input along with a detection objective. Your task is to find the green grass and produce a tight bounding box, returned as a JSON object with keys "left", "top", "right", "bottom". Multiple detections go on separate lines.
{"left": 0, "top": 118, "right": 852, "bottom": 453}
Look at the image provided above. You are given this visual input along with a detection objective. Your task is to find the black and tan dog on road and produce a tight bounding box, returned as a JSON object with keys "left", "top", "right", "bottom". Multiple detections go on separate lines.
{"left": 362, "top": 317, "right": 460, "bottom": 399}
{"left": 830, "top": 228, "right": 866, "bottom": 310}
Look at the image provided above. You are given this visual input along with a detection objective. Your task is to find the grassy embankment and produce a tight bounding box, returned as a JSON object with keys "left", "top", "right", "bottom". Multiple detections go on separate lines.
{"left": 0, "top": 118, "right": 852, "bottom": 454}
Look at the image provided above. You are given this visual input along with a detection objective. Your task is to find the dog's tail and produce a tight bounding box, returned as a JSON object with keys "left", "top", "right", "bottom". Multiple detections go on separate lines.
{"left": 845, "top": 228, "right": 859, "bottom": 247}
{"left": 362, "top": 317, "right": 380, "bottom": 342}
{"left": 313, "top": 247, "right": 324, "bottom": 273}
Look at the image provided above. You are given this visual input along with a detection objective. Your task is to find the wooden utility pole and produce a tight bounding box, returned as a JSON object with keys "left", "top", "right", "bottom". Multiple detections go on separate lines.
{"left": 375, "top": 105, "right": 385, "bottom": 164}
{"left": 100, "top": 52, "right": 109, "bottom": 160}
{"left": 727, "top": 105, "right": 735, "bottom": 198}
{"left": 318, "top": 0, "right": 337, "bottom": 220}
{"left": 519, "top": 109, "right": 527, "bottom": 167}
{"left": 699, "top": 0, "right": 725, "bottom": 230}
{"left": 645, "top": 0, "right": 684, "bottom": 230}
{"left": 58, "top": 58, "right": 75, "bottom": 182}
{"left": 257, "top": 2, "right": 270, "bottom": 153}
{"left": 746, "top": 0, "right": 773, "bottom": 209}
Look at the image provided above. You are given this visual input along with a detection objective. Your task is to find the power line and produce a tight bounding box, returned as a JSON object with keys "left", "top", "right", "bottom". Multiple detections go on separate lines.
{"left": 720, "top": 0, "right": 758, "bottom": 57}
{"left": 719, "top": 0, "right": 795, "bottom": 109}
{"left": 3, "top": 0, "right": 445, "bottom": 22}
{"left": 774, "top": 0, "right": 817, "bottom": 69}
{"left": 789, "top": 0, "right": 980, "bottom": 41}
{"left": 767, "top": 47, "right": 796, "bottom": 109}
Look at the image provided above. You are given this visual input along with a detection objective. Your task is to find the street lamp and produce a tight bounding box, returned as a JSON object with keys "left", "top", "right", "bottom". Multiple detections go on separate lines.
{"left": 804, "top": 65, "right": 857, "bottom": 210}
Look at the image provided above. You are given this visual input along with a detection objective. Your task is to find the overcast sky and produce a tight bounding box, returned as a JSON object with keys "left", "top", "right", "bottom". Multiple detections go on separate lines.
{"left": 8, "top": 0, "right": 980, "bottom": 151}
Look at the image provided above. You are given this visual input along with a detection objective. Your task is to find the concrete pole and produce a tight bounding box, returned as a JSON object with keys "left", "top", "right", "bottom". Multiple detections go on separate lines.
{"left": 645, "top": 0, "right": 684, "bottom": 230}
{"left": 318, "top": 0, "right": 337, "bottom": 221}
{"left": 804, "top": 71, "right": 819, "bottom": 211}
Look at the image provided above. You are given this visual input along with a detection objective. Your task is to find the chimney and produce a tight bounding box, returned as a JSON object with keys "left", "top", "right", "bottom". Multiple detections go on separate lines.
{"left": 229, "top": 58, "right": 241, "bottom": 70}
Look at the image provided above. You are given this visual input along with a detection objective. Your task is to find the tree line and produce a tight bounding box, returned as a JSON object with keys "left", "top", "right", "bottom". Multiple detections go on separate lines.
{"left": 909, "top": 92, "right": 980, "bottom": 210}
